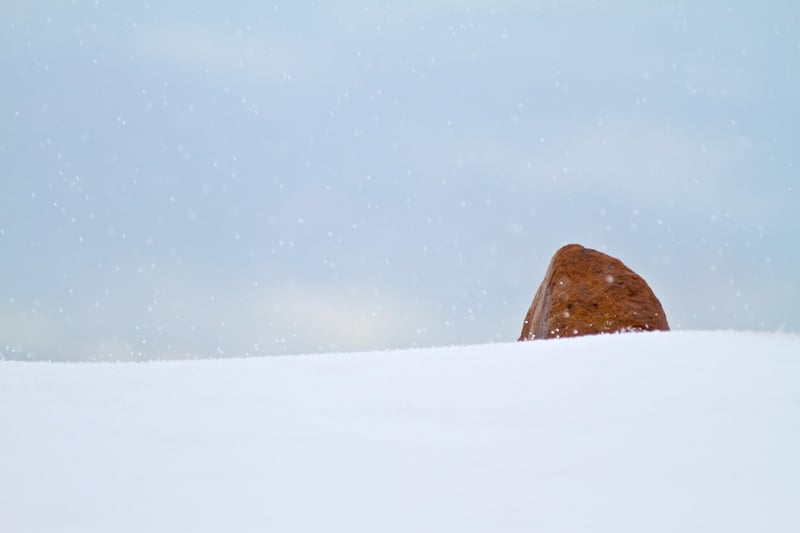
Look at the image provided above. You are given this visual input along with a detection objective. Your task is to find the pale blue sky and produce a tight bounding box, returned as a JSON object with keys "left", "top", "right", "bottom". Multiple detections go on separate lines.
{"left": 1, "top": 1, "right": 798, "bottom": 360}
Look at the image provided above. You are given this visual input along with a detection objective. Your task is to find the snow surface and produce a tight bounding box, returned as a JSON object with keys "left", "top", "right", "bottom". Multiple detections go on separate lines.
{"left": 2, "top": 331, "right": 799, "bottom": 533}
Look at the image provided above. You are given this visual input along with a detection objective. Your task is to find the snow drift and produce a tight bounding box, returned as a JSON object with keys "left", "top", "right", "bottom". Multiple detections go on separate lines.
{"left": 2, "top": 330, "right": 798, "bottom": 532}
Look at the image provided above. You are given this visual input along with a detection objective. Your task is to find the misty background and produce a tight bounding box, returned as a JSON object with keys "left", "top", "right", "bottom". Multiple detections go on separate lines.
{"left": 1, "top": 1, "right": 798, "bottom": 361}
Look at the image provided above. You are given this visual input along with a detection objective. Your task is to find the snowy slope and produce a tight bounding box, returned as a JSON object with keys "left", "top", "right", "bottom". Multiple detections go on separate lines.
{"left": 2, "top": 331, "right": 799, "bottom": 533}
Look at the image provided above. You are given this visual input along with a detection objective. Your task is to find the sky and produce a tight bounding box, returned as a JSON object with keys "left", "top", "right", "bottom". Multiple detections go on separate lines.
{"left": 1, "top": 1, "right": 798, "bottom": 361}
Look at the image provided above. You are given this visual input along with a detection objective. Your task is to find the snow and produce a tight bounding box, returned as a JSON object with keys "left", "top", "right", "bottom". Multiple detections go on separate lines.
{"left": 2, "top": 330, "right": 799, "bottom": 532}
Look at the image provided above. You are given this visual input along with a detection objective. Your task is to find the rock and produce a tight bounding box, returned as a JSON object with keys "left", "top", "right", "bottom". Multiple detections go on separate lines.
{"left": 519, "top": 244, "right": 669, "bottom": 340}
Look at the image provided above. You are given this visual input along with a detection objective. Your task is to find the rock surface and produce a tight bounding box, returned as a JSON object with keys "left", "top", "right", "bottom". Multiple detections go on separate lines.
{"left": 519, "top": 244, "right": 669, "bottom": 340}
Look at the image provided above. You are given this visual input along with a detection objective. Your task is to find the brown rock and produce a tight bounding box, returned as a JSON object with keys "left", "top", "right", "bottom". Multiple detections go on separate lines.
{"left": 519, "top": 244, "right": 669, "bottom": 340}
